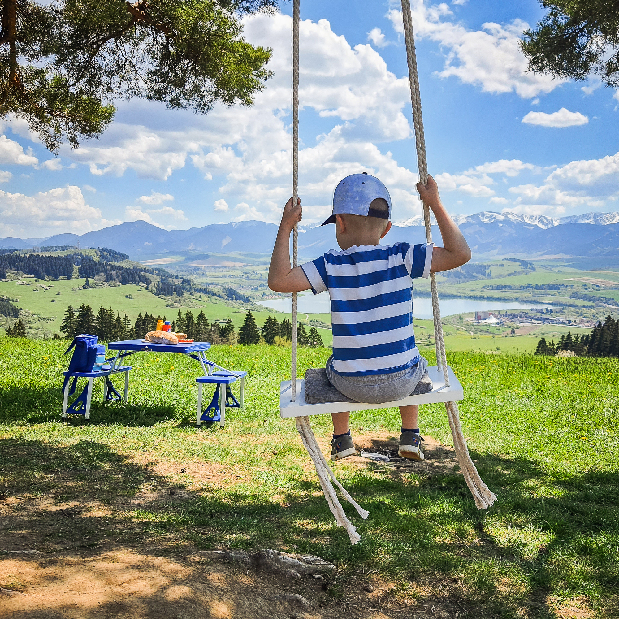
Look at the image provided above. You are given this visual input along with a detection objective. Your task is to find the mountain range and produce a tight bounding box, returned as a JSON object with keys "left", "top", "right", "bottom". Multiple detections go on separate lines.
{"left": 2, "top": 211, "right": 619, "bottom": 261}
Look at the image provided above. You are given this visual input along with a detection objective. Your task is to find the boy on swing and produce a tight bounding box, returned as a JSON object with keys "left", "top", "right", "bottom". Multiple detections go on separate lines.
{"left": 269, "top": 172, "right": 470, "bottom": 461}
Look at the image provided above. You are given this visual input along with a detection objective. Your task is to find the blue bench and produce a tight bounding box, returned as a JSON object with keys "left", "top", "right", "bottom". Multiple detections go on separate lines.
{"left": 62, "top": 366, "right": 131, "bottom": 421}
{"left": 196, "top": 370, "right": 247, "bottom": 427}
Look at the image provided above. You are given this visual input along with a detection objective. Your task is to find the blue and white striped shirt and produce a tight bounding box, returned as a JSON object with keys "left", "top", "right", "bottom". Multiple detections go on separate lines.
{"left": 301, "top": 242, "right": 433, "bottom": 376}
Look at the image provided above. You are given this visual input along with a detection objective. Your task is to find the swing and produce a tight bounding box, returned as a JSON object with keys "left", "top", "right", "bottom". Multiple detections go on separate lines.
{"left": 281, "top": 0, "right": 496, "bottom": 544}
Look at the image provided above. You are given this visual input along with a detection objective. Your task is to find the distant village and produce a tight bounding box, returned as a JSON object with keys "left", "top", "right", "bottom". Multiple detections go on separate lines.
{"left": 471, "top": 308, "right": 599, "bottom": 329}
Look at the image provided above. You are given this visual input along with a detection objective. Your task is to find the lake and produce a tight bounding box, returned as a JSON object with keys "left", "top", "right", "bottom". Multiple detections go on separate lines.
{"left": 259, "top": 292, "right": 549, "bottom": 319}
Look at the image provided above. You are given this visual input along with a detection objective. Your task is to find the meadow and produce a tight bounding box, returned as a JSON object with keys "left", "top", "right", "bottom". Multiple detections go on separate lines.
{"left": 1, "top": 337, "right": 618, "bottom": 617}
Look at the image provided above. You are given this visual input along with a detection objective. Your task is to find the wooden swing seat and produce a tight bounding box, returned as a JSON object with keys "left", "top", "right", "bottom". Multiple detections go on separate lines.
{"left": 280, "top": 365, "right": 463, "bottom": 418}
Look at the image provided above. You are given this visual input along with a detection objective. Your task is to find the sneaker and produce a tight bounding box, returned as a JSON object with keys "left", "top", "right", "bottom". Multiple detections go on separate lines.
{"left": 398, "top": 432, "right": 424, "bottom": 461}
{"left": 330, "top": 433, "right": 357, "bottom": 461}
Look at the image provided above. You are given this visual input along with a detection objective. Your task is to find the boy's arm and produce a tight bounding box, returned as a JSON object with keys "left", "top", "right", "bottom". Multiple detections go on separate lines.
{"left": 268, "top": 197, "right": 312, "bottom": 293}
{"left": 417, "top": 175, "right": 471, "bottom": 273}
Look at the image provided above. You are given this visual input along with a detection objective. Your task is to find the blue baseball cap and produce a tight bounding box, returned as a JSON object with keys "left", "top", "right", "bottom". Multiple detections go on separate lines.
{"left": 321, "top": 172, "right": 392, "bottom": 225}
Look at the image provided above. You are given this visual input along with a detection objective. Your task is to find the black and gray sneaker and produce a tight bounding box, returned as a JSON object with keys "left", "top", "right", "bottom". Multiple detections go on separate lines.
{"left": 330, "top": 433, "right": 357, "bottom": 461}
{"left": 398, "top": 432, "right": 424, "bottom": 461}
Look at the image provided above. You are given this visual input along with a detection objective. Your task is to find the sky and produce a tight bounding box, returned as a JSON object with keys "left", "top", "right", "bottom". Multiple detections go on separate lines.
{"left": 1, "top": 0, "right": 619, "bottom": 239}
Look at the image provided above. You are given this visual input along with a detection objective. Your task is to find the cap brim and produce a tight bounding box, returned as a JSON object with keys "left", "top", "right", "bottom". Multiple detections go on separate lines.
{"left": 321, "top": 214, "right": 337, "bottom": 226}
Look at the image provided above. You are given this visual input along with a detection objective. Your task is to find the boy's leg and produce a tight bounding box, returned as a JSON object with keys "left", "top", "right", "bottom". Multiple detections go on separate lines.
{"left": 398, "top": 405, "right": 424, "bottom": 461}
{"left": 400, "top": 405, "right": 419, "bottom": 430}
{"left": 331, "top": 411, "right": 356, "bottom": 460}
{"left": 332, "top": 411, "right": 350, "bottom": 435}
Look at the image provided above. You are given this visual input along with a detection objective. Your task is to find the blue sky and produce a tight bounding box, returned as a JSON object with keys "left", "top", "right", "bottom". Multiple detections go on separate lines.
{"left": 1, "top": 0, "right": 618, "bottom": 239}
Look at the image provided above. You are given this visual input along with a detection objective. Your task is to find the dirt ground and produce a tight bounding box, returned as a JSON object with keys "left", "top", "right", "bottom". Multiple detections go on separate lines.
{"left": 1, "top": 434, "right": 474, "bottom": 619}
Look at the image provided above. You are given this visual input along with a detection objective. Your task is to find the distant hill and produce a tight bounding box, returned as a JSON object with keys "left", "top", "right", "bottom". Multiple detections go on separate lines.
{"left": 2, "top": 211, "right": 619, "bottom": 261}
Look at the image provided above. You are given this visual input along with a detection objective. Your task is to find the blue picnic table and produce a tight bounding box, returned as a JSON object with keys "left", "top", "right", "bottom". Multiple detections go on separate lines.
{"left": 107, "top": 340, "right": 247, "bottom": 426}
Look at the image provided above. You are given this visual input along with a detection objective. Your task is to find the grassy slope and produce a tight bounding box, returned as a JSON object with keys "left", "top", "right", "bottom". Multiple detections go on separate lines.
{"left": 0, "top": 278, "right": 331, "bottom": 342}
{"left": 0, "top": 339, "right": 617, "bottom": 617}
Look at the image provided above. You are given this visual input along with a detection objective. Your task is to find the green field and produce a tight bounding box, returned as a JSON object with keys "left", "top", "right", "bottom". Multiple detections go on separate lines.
{"left": 1, "top": 338, "right": 618, "bottom": 617}
{"left": 0, "top": 277, "right": 332, "bottom": 343}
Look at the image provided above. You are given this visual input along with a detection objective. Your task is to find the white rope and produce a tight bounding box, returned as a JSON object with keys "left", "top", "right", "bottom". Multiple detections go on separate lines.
{"left": 290, "top": 0, "right": 368, "bottom": 540}
{"left": 401, "top": 0, "right": 495, "bottom": 510}
{"left": 291, "top": 0, "right": 300, "bottom": 402}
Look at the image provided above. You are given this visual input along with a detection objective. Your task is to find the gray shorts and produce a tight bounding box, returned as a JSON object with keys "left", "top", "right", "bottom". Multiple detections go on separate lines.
{"left": 325, "top": 355, "right": 429, "bottom": 405}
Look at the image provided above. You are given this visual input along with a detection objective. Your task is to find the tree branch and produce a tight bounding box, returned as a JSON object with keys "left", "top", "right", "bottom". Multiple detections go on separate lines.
{"left": 125, "top": 1, "right": 172, "bottom": 36}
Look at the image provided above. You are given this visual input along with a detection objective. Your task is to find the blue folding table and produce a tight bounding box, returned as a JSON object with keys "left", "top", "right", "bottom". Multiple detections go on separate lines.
{"left": 106, "top": 340, "right": 247, "bottom": 426}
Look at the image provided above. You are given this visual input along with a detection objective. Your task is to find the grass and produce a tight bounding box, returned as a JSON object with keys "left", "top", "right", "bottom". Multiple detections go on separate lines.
{"left": 1, "top": 338, "right": 618, "bottom": 617}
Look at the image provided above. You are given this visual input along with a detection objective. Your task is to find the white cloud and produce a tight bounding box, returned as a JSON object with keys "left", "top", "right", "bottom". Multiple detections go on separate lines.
{"left": 614, "top": 90, "right": 619, "bottom": 103}
{"left": 452, "top": 0, "right": 468, "bottom": 4}
{"left": 368, "top": 27, "right": 388, "bottom": 48}
{"left": 214, "top": 199, "right": 229, "bottom": 212}
{"left": 0, "top": 170, "right": 12, "bottom": 183}
{"left": 0, "top": 186, "right": 114, "bottom": 237}
{"left": 433, "top": 158, "right": 539, "bottom": 204}
{"left": 387, "top": 1, "right": 563, "bottom": 99}
{"left": 522, "top": 108, "right": 589, "bottom": 128}
{"left": 474, "top": 159, "right": 537, "bottom": 176}
{"left": 82, "top": 184, "right": 96, "bottom": 192}
{"left": 138, "top": 191, "right": 174, "bottom": 205}
{"left": 0, "top": 135, "right": 38, "bottom": 166}
{"left": 508, "top": 152, "right": 619, "bottom": 216}
{"left": 41, "top": 158, "right": 63, "bottom": 171}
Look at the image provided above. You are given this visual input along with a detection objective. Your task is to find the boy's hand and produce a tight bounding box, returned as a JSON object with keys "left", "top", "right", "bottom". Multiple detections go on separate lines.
{"left": 416, "top": 175, "right": 440, "bottom": 208}
{"left": 280, "top": 196, "right": 302, "bottom": 231}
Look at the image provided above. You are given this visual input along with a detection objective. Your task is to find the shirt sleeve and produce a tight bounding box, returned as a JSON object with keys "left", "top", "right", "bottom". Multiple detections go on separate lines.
{"left": 405, "top": 243, "right": 433, "bottom": 279}
{"left": 301, "top": 256, "right": 328, "bottom": 294}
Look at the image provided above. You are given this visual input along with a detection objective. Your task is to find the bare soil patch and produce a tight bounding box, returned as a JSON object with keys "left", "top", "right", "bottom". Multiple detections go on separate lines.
{"left": 0, "top": 433, "right": 463, "bottom": 618}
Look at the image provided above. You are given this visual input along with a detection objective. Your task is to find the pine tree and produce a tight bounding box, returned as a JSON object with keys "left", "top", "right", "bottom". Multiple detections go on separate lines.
{"left": 183, "top": 311, "right": 196, "bottom": 339}
{"left": 308, "top": 327, "right": 324, "bottom": 348}
{"left": 535, "top": 337, "right": 551, "bottom": 355}
{"left": 261, "top": 315, "right": 280, "bottom": 345}
{"left": 6, "top": 318, "right": 27, "bottom": 337}
{"left": 60, "top": 305, "right": 77, "bottom": 339}
{"left": 75, "top": 303, "right": 95, "bottom": 335}
{"left": 238, "top": 311, "right": 260, "bottom": 345}
{"left": 279, "top": 318, "right": 292, "bottom": 342}
{"left": 297, "top": 323, "right": 309, "bottom": 346}
{"left": 195, "top": 311, "right": 210, "bottom": 342}
{"left": 94, "top": 306, "right": 115, "bottom": 341}
{"left": 220, "top": 319, "right": 235, "bottom": 344}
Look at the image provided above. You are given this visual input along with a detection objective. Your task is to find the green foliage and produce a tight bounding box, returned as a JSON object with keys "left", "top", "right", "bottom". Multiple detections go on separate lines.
{"left": 5, "top": 317, "right": 26, "bottom": 337}
{"left": 0, "top": 296, "right": 19, "bottom": 317}
{"left": 0, "top": 0, "right": 275, "bottom": 151}
{"left": 522, "top": 0, "right": 619, "bottom": 86}
{"left": 238, "top": 310, "right": 260, "bottom": 344}
{"left": 535, "top": 315, "right": 619, "bottom": 357}
{"left": 261, "top": 315, "right": 279, "bottom": 345}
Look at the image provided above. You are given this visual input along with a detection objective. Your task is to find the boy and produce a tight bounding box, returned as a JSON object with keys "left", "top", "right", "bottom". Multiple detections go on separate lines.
{"left": 268, "top": 172, "right": 470, "bottom": 461}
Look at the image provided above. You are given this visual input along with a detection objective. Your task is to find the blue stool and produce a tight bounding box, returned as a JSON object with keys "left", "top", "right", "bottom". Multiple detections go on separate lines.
{"left": 196, "top": 370, "right": 247, "bottom": 427}
{"left": 62, "top": 366, "right": 131, "bottom": 420}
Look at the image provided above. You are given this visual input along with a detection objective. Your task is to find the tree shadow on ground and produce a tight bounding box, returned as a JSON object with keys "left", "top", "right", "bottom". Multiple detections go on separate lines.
{"left": 1, "top": 437, "right": 618, "bottom": 618}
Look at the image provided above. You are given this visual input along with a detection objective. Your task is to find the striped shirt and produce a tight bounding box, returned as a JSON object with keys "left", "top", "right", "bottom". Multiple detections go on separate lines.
{"left": 301, "top": 242, "right": 433, "bottom": 376}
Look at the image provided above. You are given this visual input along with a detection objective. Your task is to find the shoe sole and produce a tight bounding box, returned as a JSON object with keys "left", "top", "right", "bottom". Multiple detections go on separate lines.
{"left": 398, "top": 447, "right": 424, "bottom": 461}
{"left": 331, "top": 447, "right": 357, "bottom": 461}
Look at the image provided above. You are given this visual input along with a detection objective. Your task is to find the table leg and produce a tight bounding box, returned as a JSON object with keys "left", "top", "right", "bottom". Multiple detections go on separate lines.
{"left": 239, "top": 377, "right": 245, "bottom": 408}
{"left": 197, "top": 383, "right": 203, "bottom": 426}
{"left": 62, "top": 381, "right": 70, "bottom": 419}
{"left": 103, "top": 376, "right": 108, "bottom": 400}
{"left": 124, "top": 371, "right": 129, "bottom": 403}
{"left": 85, "top": 378, "right": 94, "bottom": 420}
{"left": 220, "top": 384, "right": 226, "bottom": 427}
